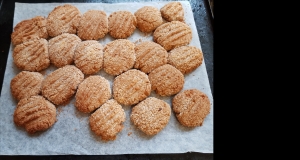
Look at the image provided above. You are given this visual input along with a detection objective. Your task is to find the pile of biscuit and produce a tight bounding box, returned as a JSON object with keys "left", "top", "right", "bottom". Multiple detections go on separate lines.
{"left": 10, "top": 2, "right": 210, "bottom": 141}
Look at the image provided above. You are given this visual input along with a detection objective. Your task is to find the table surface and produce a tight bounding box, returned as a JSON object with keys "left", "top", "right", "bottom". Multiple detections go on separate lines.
{"left": 0, "top": 0, "right": 213, "bottom": 159}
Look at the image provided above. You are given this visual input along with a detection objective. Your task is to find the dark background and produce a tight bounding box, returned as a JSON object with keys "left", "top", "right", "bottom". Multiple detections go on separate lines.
{"left": 0, "top": 0, "right": 214, "bottom": 159}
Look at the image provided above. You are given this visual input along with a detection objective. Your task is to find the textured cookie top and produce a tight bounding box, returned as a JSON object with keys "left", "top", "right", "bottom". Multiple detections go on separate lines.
{"left": 74, "top": 40, "right": 104, "bottom": 75}
{"left": 172, "top": 89, "right": 210, "bottom": 127}
{"left": 41, "top": 65, "right": 84, "bottom": 105}
{"left": 75, "top": 75, "right": 111, "bottom": 113}
{"left": 46, "top": 4, "right": 81, "bottom": 37}
{"left": 14, "top": 95, "right": 56, "bottom": 134}
{"left": 153, "top": 21, "right": 192, "bottom": 51}
{"left": 130, "top": 97, "right": 171, "bottom": 136}
{"left": 13, "top": 38, "right": 50, "bottom": 72}
{"left": 168, "top": 46, "right": 203, "bottom": 74}
{"left": 48, "top": 33, "right": 81, "bottom": 68}
{"left": 77, "top": 10, "right": 108, "bottom": 40}
{"left": 134, "top": 41, "right": 168, "bottom": 74}
{"left": 148, "top": 64, "right": 184, "bottom": 96}
{"left": 89, "top": 99, "right": 125, "bottom": 141}
{"left": 160, "top": 2, "right": 184, "bottom": 22}
{"left": 11, "top": 16, "right": 48, "bottom": 46}
{"left": 108, "top": 11, "right": 137, "bottom": 39}
{"left": 113, "top": 69, "right": 151, "bottom": 106}
{"left": 134, "top": 6, "right": 163, "bottom": 33}
{"left": 103, "top": 39, "right": 135, "bottom": 76}
{"left": 10, "top": 71, "right": 44, "bottom": 101}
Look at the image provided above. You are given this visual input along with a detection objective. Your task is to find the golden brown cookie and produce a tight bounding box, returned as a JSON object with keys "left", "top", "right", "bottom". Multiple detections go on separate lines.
{"left": 108, "top": 11, "right": 137, "bottom": 39}
{"left": 172, "top": 89, "right": 211, "bottom": 127}
{"left": 14, "top": 95, "right": 56, "bottom": 134}
{"left": 13, "top": 38, "right": 50, "bottom": 72}
{"left": 130, "top": 97, "right": 171, "bottom": 136}
{"left": 11, "top": 16, "right": 48, "bottom": 46}
{"left": 153, "top": 21, "right": 192, "bottom": 51}
{"left": 48, "top": 33, "right": 81, "bottom": 68}
{"left": 134, "top": 41, "right": 168, "bottom": 74}
{"left": 103, "top": 39, "right": 135, "bottom": 76}
{"left": 41, "top": 65, "right": 84, "bottom": 105}
{"left": 10, "top": 71, "right": 44, "bottom": 101}
{"left": 168, "top": 46, "right": 203, "bottom": 74}
{"left": 75, "top": 76, "right": 111, "bottom": 113}
{"left": 77, "top": 10, "right": 108, "bottom": 40}
{"left": 134, "top": 6, "right": 163, "bottom": 33}
{"left": 160, "top": 2, "right": 184, "bottom": 22}
{"left": 113, "top": 69, "right": 151, "bottom": 106}
{"left": 89, "top": 99, "right": 125, "bottom": 141}
{"left": 74, "top": 40, "right": 104, "bottom": 75}
{"left": 46, "top": 4, "right": 81, "bottom": 37}
{"left": 148, "top": 64, "right": 184, "bottom": 96}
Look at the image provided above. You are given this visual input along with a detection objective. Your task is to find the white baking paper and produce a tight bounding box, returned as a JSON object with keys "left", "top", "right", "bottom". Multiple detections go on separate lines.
{"left": 0, "top": 1, "right": 213, "bottom": 155}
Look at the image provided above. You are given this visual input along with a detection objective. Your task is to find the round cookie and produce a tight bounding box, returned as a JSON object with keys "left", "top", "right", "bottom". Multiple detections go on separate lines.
{"left": 108, "top": 11, "right": 137, "bottom": 39}
{"left": 160, "top": 2, "right": 184, "bottom": 22}
{"left": 13, "top": 38, "right": 50, "bottom": 72}
{"left": 103, "top": 39, "right": 135, "bottom": 76}
{"left": 113, "top": 69, "right": 151, "bottom": 106}
{"left": 172, "top": 89, "right": 211, "bottom": 127}
{"left": 134, "top": 41, "right": 168, "bottom": 74}
{"left": 48, "top": 33, "right": 81, "bottom": 68}
{"left": 168, "top": 46, "right": 203, "bottom": 74}
{"left": 148, "top": 64, "right": 184, "bottom": 96}
{"left": 89, "top": 99, "right": 125, "bottom": 141}
{"left": 74, "top": 40, "right": 104, "bottom": 75}
{"left": 153, "top": 21, "right": 192, "bottom": 51}
{"left": 134, "top": 6, "right": 163, "bottom": 33}
{"left": 46, "top": 4, "right": 81, "bottom": 37}
{"left": 41, "top": 65, "right": 84, "bottom": 105}
{"left": 77, "top": 10, "right": 108, "bottom": 40}
{"left": 11, "top": 16, "right": 48, "bottom": 46}
{"left": 10, "top": 71, "right": 44, "bottom": 101}
{"left": 75, "top": 76, "right": 111, "bottom": 113}
{"left": 14, "top": 95, "right": 56, "bottom": 134}
{"left": 130, "top": 97, "right": 171, "bottom": 136}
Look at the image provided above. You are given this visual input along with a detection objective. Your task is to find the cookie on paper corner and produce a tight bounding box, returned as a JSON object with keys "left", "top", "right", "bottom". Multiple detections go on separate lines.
{"left": 172, "top": 89, "right": 211, "bottom": 127}
{"left": 13, "top": 95, "right": 56, "bottom": 134}
{"left": 89, "top": 99, "right": 125, "bottom": 141}
{"left": 11, "top": 16, "right": 48, "bottom": 46}
{"left": 160, "top": 2, "right": 184, "bottom": 22}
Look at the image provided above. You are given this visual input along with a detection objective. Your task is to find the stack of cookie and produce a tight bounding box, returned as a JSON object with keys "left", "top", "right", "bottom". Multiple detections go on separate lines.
{"left": 10, "top": 2, "right": 210, "bottom": 141}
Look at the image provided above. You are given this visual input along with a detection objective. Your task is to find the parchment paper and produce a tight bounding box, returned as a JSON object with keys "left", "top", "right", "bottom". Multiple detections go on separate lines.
{"left": 0, "top": 1, "right": 213, "bottom": 155}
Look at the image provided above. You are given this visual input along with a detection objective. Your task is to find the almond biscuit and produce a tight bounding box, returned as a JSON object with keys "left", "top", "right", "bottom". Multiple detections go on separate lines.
{"left": 134, "top": 41, "right": 168, "bottom": 74}
{"left": 74, "top": 40, "right": 104, "bottom": 75}
{"left": 89, "top": 99, "right": 125, "bottom": 141}
{"left": 148, "top": 64, "right": 184, "bottom": 96}
{"left": 10, "top": 71, "right": 44, "bottom": 101}
{"left": 134, "top": 6, "right": 163, "bottom": 33}
{"left": 46, "top": 4, "right": 81, "bottom": 37}
{"left": 108, "top": 11, "right": 137, "bottom": 39}
{"left": 153, "top": 21, "right": 192, "bottom": 51}
{"left": 172, "top": 89, "right": 211, "bottom": 127}
{"left": 160, "top": 2, "right": 184, "bottom": 22}
{"left": 14, "top": 95, "right": 56, "bottom": 134}
{"left": 113, "top": 69, "right": 151, "bottom": 106}
{"left": 41, "top": 65, "right": 84, "bottom": 105}
{"left": 48, "top": 33, "right": 81, "bottom": 68}
{"left": 11, "top": 16, "right": 48, "bottom": 46}
{"left": 77, "top": 10, "right": 108, "bottom": 40}
{"left": 13, "top": 38, "right": 50, "bottom": 72}
{"left": 130, "top": 97, "right": 171, "bottom": 136}
{"left": 168, "top": 46, "right": 203, "bottom": 74}
{"left": 103, "top": 39, "right": 135, "bottom": 76}
{"left": 75, "top": 76, "right": 111, "bottom": 113}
